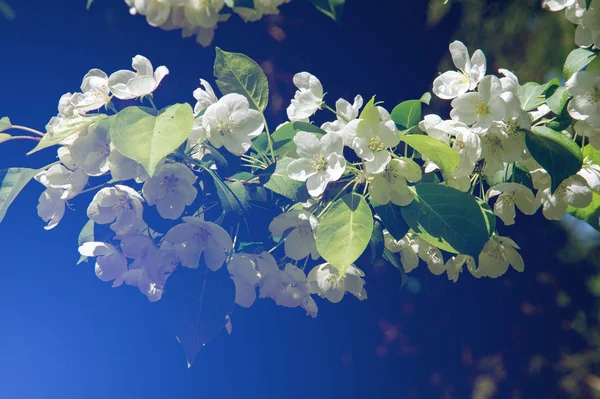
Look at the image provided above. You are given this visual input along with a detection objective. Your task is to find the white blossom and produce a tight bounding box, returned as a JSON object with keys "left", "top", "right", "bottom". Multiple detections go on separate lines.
{"left": 476, "top": 236, "right": 524, "bottom": 278}
{"left": 87, "top": 185, "right": 146, "bottom": 235}
{"left": 127, "top": 0, "right": 172, "bottom": 27}
{"left": 162, "top": 216, "right": 233, "bottom": 270}
{"left": 543, "top": 0, "right": 577, "bottom": 11}
{"left": 574, "top": 1, "right": 600, "bottom": 49}
{"left": 227, "top": 254, "right": 262, "bottom": 308}
{"left": 202, "top": 93, "right": 264, "bottom": 155}
{"left": 307, "top": 263, "right": 367, "bottom": 303}
{"left": 287, "top": 72, "right": 324, "bottom": 122}
{"left": 268, "top": 210, "right": 319, "bottom": 260}
{"left": 70, "top": 121, "right": 111, "bottom": 176}
{"left": 70, "top": 69, "right": 111, "bottom": 113}
{"left": 384, "top": 231, "right": 419, "bottom": 273}
{"left": 433, "top": 40, "right": 486, "bottom": 99}
{"left": 487, "top": 183, "right": 538, "bottom": 225}
{"left": 108, "top": 144, "right": 150, "bottom": 183}
{"left": 37, "top": 188, "right": 66, "bottom": 230}
{"left": 193, "top": 78, "right": 218, "bottom": 116}
{"left": 350, "top": 107, "right": 399, "bottom": 173}
{"left": 566, "top": 70, "right": 600, "bottom": 128}
{"left": 452, "top": 126, "right": 482, "bottom": 178}
{"left": 78, "top": 242, "right": 128, "bottom": 285}
{"left": 537, "top": 174, "right": 593, "bottom": 220}
{"left": 450, "top": 75, "right": 506, "bottom": 131}
{"left": 287, "top": 132, "right": 346, "bottom": 197}
{"left": 574, "top": 120, "right": 600, "bottom": 149}
{"left": 108, "top": 55, "right": 169, "bottom": 100}
{"left": 142, "top": 163, "right": 197, "bottom": 220}
{"left": 321, "top": 95, "right": 363, "bottom": 134}
{"left": 35, "top": 164, "right": 88, "bottom": 200}
{"left": 579, "top": 156, "right": 600, "bottom": 192}
{"left": 369, "top": 157, "right": 422, "bottom": 206}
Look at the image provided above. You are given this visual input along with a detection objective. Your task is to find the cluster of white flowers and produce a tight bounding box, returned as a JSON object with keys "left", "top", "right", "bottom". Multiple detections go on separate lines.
{"left": 124, "top": 0, "right": 291, "bottom": 47}
{"left": 3, "top": 0, "right": 598, "bottom": 359}
{"left": 544, "top": 0, "right": 600, "bottom": 48}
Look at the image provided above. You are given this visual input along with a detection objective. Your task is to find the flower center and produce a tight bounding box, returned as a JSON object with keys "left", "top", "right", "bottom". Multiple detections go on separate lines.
{"left": 191, "top": 227, "right": 210, "bottom": 247}
{"left": 325, "top": 273, "right": 344, "bottom": 288}
{"left": 487, "top": 244, "right": 506, "bottom": 261}
{"left": 161, "top": 173, "right": 180, "bottom": 193}
{"left": 426, "top": 248, "right": 441, "bottom": 263}
{"left": 217, "top": 121, "right": 234, "bottom": 136}
{"left": 369, "top": 136, "right": 385, "bottom": 152}
{"left": 474, "top": 101, "right": 490, "bottom": 117}
{"left": 295, "top": 224, "right": 312, "bottom": 238}
{"left": 590, "top": 85, "right": 600, "bottom": 103}
{"left": 311, "top": 154, "right": 328, "bottom": 171}
{"left": 484, "top": 136, "right": 504, "bottom": 155}
{"left": 382, "top": 167, "right": 400, "bottom": 183}
{"left": 501, "top": 120, "right": 520, "bottom": 137}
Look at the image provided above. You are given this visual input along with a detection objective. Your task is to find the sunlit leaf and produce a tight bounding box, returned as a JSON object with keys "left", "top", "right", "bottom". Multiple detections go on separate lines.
{"left": 110, "top": 104, "right": 193, "bottom": 177}
{"left": 563, "top": 48, "right": 597, "bottom": 80}
{"left": 0, "top": 167, "right": 39, "bottom": 223}
{"left": 399, "top": 134, "right": 460, "bottom": 181}
{"left": 311, "top": 0, "right": 345, "bottom": 22}
{"left": 214, "top": 48, "right": 269, "bottom": 112}
{"left": 28, "top": 114, "right": 107, "bottom": 155}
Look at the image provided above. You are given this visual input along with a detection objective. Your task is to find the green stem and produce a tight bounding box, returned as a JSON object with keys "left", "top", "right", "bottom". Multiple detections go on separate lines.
{"left": 262, "top": 115, "right": 276, "bottom": 164}
{"left": 317, "top": 178, "right": 357, "bottom": 218}
{"left": 323, "top": 103, "right": 350, "bottom": 123}
{"left": 10, "top": 125, "right": 45, "bottom": 137}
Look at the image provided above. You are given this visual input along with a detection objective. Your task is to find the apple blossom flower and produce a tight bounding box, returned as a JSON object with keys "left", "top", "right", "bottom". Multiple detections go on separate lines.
{"left": 566, "top": 70, "right": 600, "bottom": 128}
{"left": 126, "top": 0, "right": 171, "bottom": 27}
{"left": 37, "top": 188, "right": 66, "bottom": 230}
{"left": 193, "top": 78, "right": 218, "bottom": 116}
{"left": 450, "top": 75, "right": 506, "bottom": 131}
{"left": 307, "top": 263, "right": 367, "bottom": 303}
{"left": 108, "top": 55, "right": 169, "bottom": 100}
{"left": 78, "top": 242, "right": 128, "bottom": 285}
{"left": 34, "top": 164, "right": 88, "bottom": 200}
{"left": 543, "top": 0, "right": 577, "bottom": 11}
{"left": 70, "top": 121, "right": 111, "bottom": 176}
{"left": 268, "top": 210, "right": 320, "bottom": 260}
{"left": 384, "top": 231, "right": 420, "bottom": 273}
{"left": 452, "top": 126, "right": 482, "bottom": 178}
{"left": 202, "top": 93, "right": 264, "bottom": 155}
{"left": 537, "top": 174, "right": 593, "bottom": 220}
{"left": 477, "top": 236, "right": 524, "bottom": 278}
{"left": 433, "top": 40, "right": 486, "bottom": 99}
{"left": 487, "top": 183, "right": 539, "bottom": 225}
{"left": 350, "top": 107, "right": 400, "bottom": 173}
{"left": 287, "top": 132, "right": 346, "bottom": 197}
{"left": 286, "top": 72, "right": 324, "bottom": 122}
{"left": 142, "top": 163, "right": 198, "bottom": 220}
{"left": 578, "top": 156, "right": 600, "bottom": 192}
{"left": 70, "top": 69, "right": 111, "bottom": 113}
{"left": 574, "top": 120, "right": 600, "bottom": 149}
{"left": 574, "top": 2, "right": 600, "bottom": 49}
{"left": 227, "top": 254, "right": 262, "bottom": 308}
{"left": 321, "top": 95, "right": 363, "bottom": 134}
{"left": 369, "top": 157, "right": 422, "bottom": 206}
{"left": 162, "top": 216, "right": 233, "bottom": 270}
{"left": 87, "top": 185, "right": 146, "bottom": 235}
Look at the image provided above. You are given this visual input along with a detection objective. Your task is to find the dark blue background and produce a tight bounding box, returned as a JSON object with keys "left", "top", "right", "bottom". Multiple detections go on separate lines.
{"left": 0, "top": 1, "right": 577, "bottom": 398}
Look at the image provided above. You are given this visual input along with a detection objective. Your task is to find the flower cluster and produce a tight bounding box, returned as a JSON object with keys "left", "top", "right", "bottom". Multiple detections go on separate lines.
{"left": 124, "top": 0, "right": 291, "bottom": 47}
{"left": 543, "top": 0, "right": 600, "bottom": 48}
{"left": 1, "top": 0, "right": 600, "bottom": 363}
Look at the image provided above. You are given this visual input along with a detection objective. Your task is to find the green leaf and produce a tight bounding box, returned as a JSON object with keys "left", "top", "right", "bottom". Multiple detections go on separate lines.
{"left": 0, "top": 167, "right": 39, "bottom": 223}
{"left": 0, "top": 117, "right": 11, "bottom": 132}
{"left": 526, "top": 126, "right": 583, "bottom": 193}
{"left": 545, "top": 86, "right": 570, "bottom": 115}
{"left": 367, "top": 219, "right": 385, "bottom": 264}
{"left": 224, "top": 0, "right": 254, "bottom": 8}
{"left": 316, "top": 193, "right": 373, "bottom": 270}
{"left": 391, "top": 100, "right": 422, "bottom": 130}
{"left": 161, "top": 265, "right": 235, "bottom": 367}
{"left": 76, "top": 219, "right": 95, "bottom": 265}
{"left": 517, "top": 79, "right": 560, "bottom": 112}
{"left": 28, "top": 114, "right": 107, "bottom": 155}
{"left": 86, "top": 0, "right": 94, "bottom": 10}
{"left": 371, "top": 199, "right": 410, "bottom": 241}
{"left": 204, "top": 167, "right": 249, "bottom": 216}
{"left": 381, "top": 248, "right": 408, "bottom": 288}
{"left": 563, "top": 48, "right": 598, "bottom": 80}
{"left": 259, "top": 158, "right": 310, "bottom": 202}
{"left": 399, "top": 134, "right": 460, "bottom": 181}
{"left": 214, "top": 48, "right": 269, "bottom": 112}
{"left": 311, "top": 0, "right": 345, "bottom": 22}
{"left": 254, "top": 122, "right": 325, "bottom": 158}
{"left": 0, "top": 133, "right": 10, "bottom": 143}
{"left": 400, "top": 184, "right": 493, "bottom": 257}
{"left": 359, "top": 96, "right": 380, "bottom": 126}
{"left": 110, "top": 104, "right": 193, "bottom": 177}
{"left": 568, "top": 191, "right": 600, "bottom": 231}
{"left": 420, "top": 92, "right": 432, "bottom": 105}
